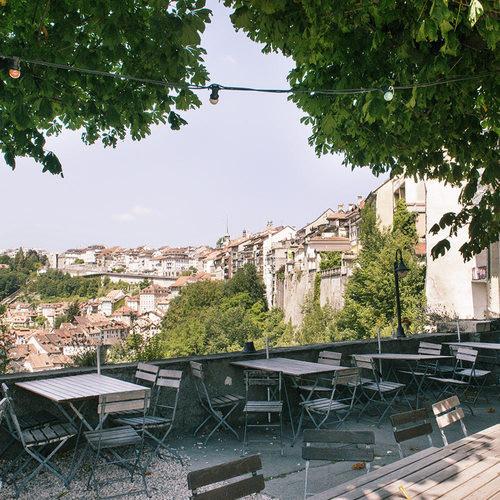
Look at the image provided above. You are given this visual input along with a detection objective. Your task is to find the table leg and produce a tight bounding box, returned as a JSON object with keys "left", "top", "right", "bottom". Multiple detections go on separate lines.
{"left": 283, "top": 376, "right": 295, "bottom": 440}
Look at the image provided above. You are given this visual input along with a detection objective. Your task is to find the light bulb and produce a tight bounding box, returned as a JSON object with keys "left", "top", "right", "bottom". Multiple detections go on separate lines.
{"left": 209, "top": 85, "right": 220, "bottom": 105}
{"left": 8, "top": 57, "right": 21, "bottom": 79}
{"left": 384, "top": 86, "right": 394, "bottom": 102}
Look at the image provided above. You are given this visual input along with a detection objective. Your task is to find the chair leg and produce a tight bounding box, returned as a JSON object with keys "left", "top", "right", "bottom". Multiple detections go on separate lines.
{"left": 304, "top": 460, "right": 310, "bottom": 500}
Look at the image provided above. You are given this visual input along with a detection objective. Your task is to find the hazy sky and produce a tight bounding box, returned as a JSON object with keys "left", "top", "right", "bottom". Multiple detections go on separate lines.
{"left": 0, "top": 1, "right": 384, "bottom": 252}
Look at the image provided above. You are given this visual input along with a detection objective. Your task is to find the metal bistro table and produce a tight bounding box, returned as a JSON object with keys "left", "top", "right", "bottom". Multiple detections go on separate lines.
{"left": 16, "top": 373, "right": 150, "bottom": 431}
{"left": 231, "top": 357, "right": 350, "bottom": 439}
{"left": 358, "top": 353, "right": 453, "bottom": 408}
{"left": 310, "top": 423, "right": 500, "bottom": 499}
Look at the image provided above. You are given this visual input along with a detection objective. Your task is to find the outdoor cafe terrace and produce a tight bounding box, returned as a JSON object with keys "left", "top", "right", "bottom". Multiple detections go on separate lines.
{"left": 0, "top": 331, "right": 499, "bottom": 499}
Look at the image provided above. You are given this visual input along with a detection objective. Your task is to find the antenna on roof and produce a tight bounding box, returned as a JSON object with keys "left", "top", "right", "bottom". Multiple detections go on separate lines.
{"left": 225, "top": 215, "right": 229, "bottom": 237}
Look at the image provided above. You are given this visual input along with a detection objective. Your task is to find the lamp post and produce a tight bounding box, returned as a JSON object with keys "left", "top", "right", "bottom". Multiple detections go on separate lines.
{"left": 394, "top": 249, "right": 409, "bottom": 339}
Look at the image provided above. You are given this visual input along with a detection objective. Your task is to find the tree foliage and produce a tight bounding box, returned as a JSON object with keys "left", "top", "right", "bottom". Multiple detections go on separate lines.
{"left": 335, "top": 201, "right": 426, "bottom": 338}
{"left": 0, "top": 249, "right": 47, "bottom": 300}
{"left": 224, "top": 0, "right": 499, "bottom": 259}
{"left": 130, "top": 264, "right": 288, "bottom": 360}
{"left": 0, "top": 0, "right": 211, "bottom": 173}
{"left": 31, "top": 270, "right": 100, "bottom": 299}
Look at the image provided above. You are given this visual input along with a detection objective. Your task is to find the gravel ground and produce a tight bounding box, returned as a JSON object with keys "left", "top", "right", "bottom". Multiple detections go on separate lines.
{"left": 0, "top": 449, "right": 273, "bottom": 499}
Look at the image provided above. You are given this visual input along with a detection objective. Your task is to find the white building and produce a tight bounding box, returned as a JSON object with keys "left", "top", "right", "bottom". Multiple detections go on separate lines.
{"left": 139, "top": 284, "right": 169, "bottom": 313}
{"left": 425, "top": 179, "right": 499, "bottom": 320}
{"left": 262, "top": 226, "right": 296, "bottom": 307}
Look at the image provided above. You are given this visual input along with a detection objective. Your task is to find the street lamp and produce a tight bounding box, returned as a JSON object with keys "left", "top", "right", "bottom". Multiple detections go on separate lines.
{"left": 394, "top": 249, "right": 409, "bottom": 338}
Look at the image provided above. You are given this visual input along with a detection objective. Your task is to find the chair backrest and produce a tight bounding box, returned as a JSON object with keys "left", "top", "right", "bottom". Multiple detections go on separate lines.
{"left": 390, "top": 408, "right": 433, "bottom": 458}
{"left": 417, "top": 342, "right": 442, "bottom": 356}
{"left": 245, "top": 370, "right": 281, "bottom": 400}
{"left": 318, "top": 351, "right": 342, "bottom": 366}
{"left": 135, "top": 362, "right": 159, "bottom": 386}
{"left": 0, "top": 397, "right": 7, "bottom": 427}
{"left": 333, "top": 368, "right": 359, "bottom": 387}
{"left": 352, "top": 355, "right": 377, "bottom": 382}
{"left": 153, "top": 369, "right": 183, "bottom": 419}
{"left": 432, "top": 395, "right": 468, "bottom": 446}
{"left": 190, "top": 361, "right": 211, "bottom": 403}
{"left": 1, "top": 383, "right": 25, "bottom": 446}
{"left": 98, "top": 389, "right": 150, "bottom": 417}
{"left": 455, "top": 347, "right": 477, "bottom": 364}
{"left": 187, "top": 454, "right": 264, "bottom": 499}
{"left": 302, "top": 429, "right": 375, "bottom": 462}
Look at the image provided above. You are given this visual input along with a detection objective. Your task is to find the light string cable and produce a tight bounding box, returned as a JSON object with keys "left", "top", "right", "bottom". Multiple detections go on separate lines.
{"left": 0, "top": 55, "right": 495, "bottom": 99}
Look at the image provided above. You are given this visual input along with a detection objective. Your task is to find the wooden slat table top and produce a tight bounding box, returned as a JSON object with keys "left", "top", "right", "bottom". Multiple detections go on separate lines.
{"left": 357, "top": 353, "right": 453, "bottom": 361}
{"left": 445, "top": 341, "right": 500, "bottom": 351}
{"left": 231, "top": 357, "right": 350, "bottom": 376}
{"left": 16, "top": 374, "right": 149, "bottom": 402}
{"left": 309, "top": 423, "right": 500, "bottom": 500}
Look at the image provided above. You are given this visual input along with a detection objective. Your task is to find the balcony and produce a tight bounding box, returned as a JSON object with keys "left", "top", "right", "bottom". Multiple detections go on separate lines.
{"left": 0, "top": 332, "right": 499, "bottom": 499}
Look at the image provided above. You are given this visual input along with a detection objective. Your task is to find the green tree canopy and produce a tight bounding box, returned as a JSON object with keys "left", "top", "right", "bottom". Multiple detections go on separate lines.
{"left": 224, "top": 0, "right": 499, "bottom": 260}
{"left": 0, "top": 0, "right": 211, "bottom": 174}
{"left": 335, "top": 201, "right": 426, "bottom": 338}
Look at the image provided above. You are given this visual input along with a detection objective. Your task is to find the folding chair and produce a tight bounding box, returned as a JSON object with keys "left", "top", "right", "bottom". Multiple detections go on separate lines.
{"left": 295, "top": 351, "right": 344, "bottom": 395}
{"left": 190, "top": 361, "right": 243, "bottom": 444}
{"left": 133, "top": 362, "right": 159, "bottom": 389}
{"left": 390, "top": 408, "right": 433, "bottom": 458}
{"left": 113, "top": 369, "right": 183, "bottom": 462}
{"left": 187, "top": 454, "right": 265, "bottom": 499}
{"left": 84, "top": 390, "right": 151, "bottom": 499}
{"left": 427, "top": 347, "right": 491, "bottom": 412}
{"left": 243, "top": 370, "right": 283, "bottom": 456}
{"left": 0, "top": 397, "right": 6, "bottom": 489}
{"left": 302, "top": 429, "right": 375, "bottom": 499}
{"left": 432, "top": 395, "right": 468, "bottom": 446}
{"left": 2, "top": 390, "right": 78, "bottom": 498}
{"left": 295, "top": 368, "right": 359, "bottom": 442}
{"left": 353, "top": 355, "right": 410, "bottom": 426}
{"left": 397, "top": 342, "right": 442, "bottom": 399}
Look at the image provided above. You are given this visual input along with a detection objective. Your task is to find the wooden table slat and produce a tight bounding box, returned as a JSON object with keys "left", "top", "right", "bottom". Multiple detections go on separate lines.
{"left": 358, "top": 354, "right": 453, "bottom": 361}
{"left": 16, "top": 374, "right": 148, "bottom": 402}
{"left": 445, "top": 342, "right": 500, "bottom": 351}
{"left": 231, "top": 357, "right": 349, "bottom": 376}
{"left": 309, "top": 424, "right": 500, "bottom": 500}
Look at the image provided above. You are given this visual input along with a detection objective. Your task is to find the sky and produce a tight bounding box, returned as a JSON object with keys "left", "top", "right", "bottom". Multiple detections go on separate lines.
{"left": 0, "top": 1, "right": 384, "bottom": 252}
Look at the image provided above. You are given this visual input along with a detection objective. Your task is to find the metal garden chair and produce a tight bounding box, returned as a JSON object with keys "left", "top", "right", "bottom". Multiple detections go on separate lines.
{"left": 294, "top": 368, "right": 359, "bottom": 442}
{"left": 190, "top": 361, "right": 243, "bottom": 444}
{"left": 0, "top": 383, "right": 63, "bottom": 457}
{"left": 390, "top": 408, "right": 434, "bottom": 458}
{"left": 1, "top": 388, "right": 78, "bottom": 498}
{"left": 432, "top": 395, "right": 468, "bottom": 446}
{"left": 84, "top": 389, "right": 151, "bottom": 499}
{"left": 302, "top": 429, "right": 375, "bottom": 499}
{"left": 187, "top": 454, "right": 265, "bottom": 499}
{"left": 427, "top": 346, "right": 491, "bottom": 411}
{"left": 0, "top": 397, "right": 7, "bottom": 490}
{"left": 353, "top": 355, "right": 410, "bottom": 426}
{"left": 113, "top": 368, "right": 183, "bottom": 462}
{"left": 295, "top": 351, "right": 344, "bottom": 395}
{"left": 243, "top": 370, "right": 284, "bottom": 455}
{"left": 397, "top": 342, "right": 443, "bottom": 398}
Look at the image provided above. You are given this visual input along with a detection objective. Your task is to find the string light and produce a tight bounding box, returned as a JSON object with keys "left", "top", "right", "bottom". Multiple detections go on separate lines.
{"left": 0, "top": 54, "right": 494, "bottom": 104}
{"left": 383, "top": 86, "right": 394, "bottom": 101}
{"left": 209, "top": 84, "right": 220, "bottom": 105}
{"left": 8, "top": 57, "right": 21, "bottom": 79}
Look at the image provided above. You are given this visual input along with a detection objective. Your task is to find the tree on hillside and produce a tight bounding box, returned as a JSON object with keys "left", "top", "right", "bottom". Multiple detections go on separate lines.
{"left": 224, "top": 0, "right": 499, "bottom": 260}
{"left": 335, "top": 201, "right": 426, "bottom": 338}
{"left": 0, "top": 1, "right": 211, "bottom": 173}
{"left": 0, "top": 323, "right": 12, "bottom": 373}
{"left": 224, "top": 263, "right": 267, "bottom": 306}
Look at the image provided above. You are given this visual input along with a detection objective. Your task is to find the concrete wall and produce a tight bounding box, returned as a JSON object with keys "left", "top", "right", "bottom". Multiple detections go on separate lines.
{"left": 2, "top": 332, "right": 498, "bottom": 441}
{"left": 282, "top": 271, "right": 315, "bottom": 325}
{"left": 319, "top": 269, "right": 349, "bottom": 310}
